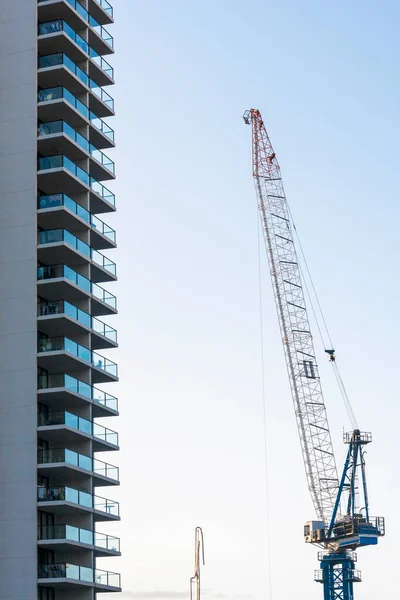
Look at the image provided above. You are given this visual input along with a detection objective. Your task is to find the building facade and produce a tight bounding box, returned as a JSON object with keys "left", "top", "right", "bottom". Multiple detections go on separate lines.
{"left": 0, "top": 0, "right": 121, "bottom": 598}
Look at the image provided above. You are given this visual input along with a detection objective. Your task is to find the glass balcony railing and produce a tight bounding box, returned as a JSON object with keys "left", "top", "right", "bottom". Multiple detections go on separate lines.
{"left": 39, "top": 20, "right": 88, "bottom": 53}
{"left": 38, "top": 87, "right": 115, "bottom": 143}
{"left": 39, "top": 85, "right": 88, "bottom": 118}
{"left": 37, "top": 335, "right": 118, "bottom": 377}
{"left": 38, "top": 524, "right": 120, "bottom": 551}
{"left": 37, "top": 264, "right": 117, "bottom": 309}
{"left": 91, "top": 213, "right": 116, "bottom": 242}
{"left": 38, "top": 191, "right": 89, "bottom": 221}
{"left": 38, "top": 228, "right": 116, "bottom": 276}
{"left": 92, "top": 350, "right": 117, "bottom": 375}
{"left": 89, "top": 112, "right": 115, "bottom": 142}
{"left": 38, "top": 0, "right": 88, "bottom": 24}
{"left": 38, "top": 335, "right": 90, "bottom": 360}
{"left": 37, "top": 194, "right": 116, "bottom": 243}
{"left": 89, "top": 15, "right": 113, "bottom": 48}
{"left": 38, "top": 20, "right": 114, "bottom": 80}
{"left": 39, "top": 524, "right": 92, "bottom": 545}
{"left": 38, "top": 563, "right": 120, "bottom": 587}
{"left": 38, "top": 298, "right": 89, "bottom": 327}
{"left": 91, "top": 310, "right": 117, "bottom": 341}
{"left": 38, "top": 0, "right": 114, "bottom": 49}
{"left": 38, "top": 263, "right": 89, "bottom": 291}
{"left": 37, "top": 299, "right": 117, "bottom": 343}
{"left": 38, "top": 228, "right": 89, "bottom": 257}
{"left": 39, "top": 52, "right": 89, "bottom": 86}
{"left": 93, "top": 531, "right": 120, "bottom": 551}
{"left": 38, "top": 120, "right": 115, "bottom": 174}
{"left": 38, "top": 447, "right": 119, "bottom": 481}
{"left": 95, "top": 0, "right": 114, "bottom": 18}
{"left": 90, "top": 50, "right": 113, "bottom": 79}
{"left": 38, "top": 485, "right": 119, "bottom": 516}
{"left": 37, "top": 372, "right": 118, "bottom": 412}
{"left": 38, "top": 53, "right": 114, "bottom": 111}
{"left": 37, "top": 154, "right": 115, "bottom": 206}
{"left": 38, "top": 409, "right": 119, "bottom": 446}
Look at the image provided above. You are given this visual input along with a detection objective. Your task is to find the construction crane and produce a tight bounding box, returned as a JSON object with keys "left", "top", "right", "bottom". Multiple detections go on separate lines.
{"left": 190, "top": 527, "right": 205, "bottom": 600}
{"left": 243, "top": 108, "right": 385, "bottom": 600}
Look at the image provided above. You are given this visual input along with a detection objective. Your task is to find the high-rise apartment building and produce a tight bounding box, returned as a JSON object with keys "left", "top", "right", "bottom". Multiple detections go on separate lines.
{"left": 0, "top": 1, "right": 121, "bottom": 598}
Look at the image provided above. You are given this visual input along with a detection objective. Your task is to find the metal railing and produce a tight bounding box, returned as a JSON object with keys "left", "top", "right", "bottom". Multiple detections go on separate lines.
{"left": 38, "top": 447, "right": 119, "bottom": 480}
{"left": 317, "top": 550, "right": 357, "bottom": 563}
{"left": 38, "top": 299, "right": 117, "bottom": 343}
{"left": 38, "top": 86, "right": 115, "bottom": 142}
{"left": 38, "top": 120, "right": 115, "bottom": 174}
{"left": 38, "top": 228, "right": 116, "bottom": 275}
{"left": 315, "top": 568, "right": 362, "bottom": 583}
{"left": 37, "top": 193, "right": 116, "bottom": 242}
{"left": 38, "top": 53, "right": 114, "bottom": 111}
{"left": 37, "top": 372, "right": 118, "bottom": 412}
{"left": 38, "top": 0, "right": 114, "bottom": 48}
{"left": 38, "top": 20, "right": 114, "bottom": 79}
{"left": 38, "top": 408, "right": 118, "bottom": 446}
{"left": 94, "top": 0, "right": 113, "bottom": 18}
{"left": 37, "top": 154, "right": 115, "bottom": 206}
{"left": 38, "top": 563, "right": 120, "bottom": 587}
{"left": 37, "top": 264, "right": 117, "bottom": 309}
{"left": 38, "top": 524, "right": 120, "bottom": 551}
{"left": 37, "top": 485, "right": 120, "bottom": 516}
{"left": 37, "top": 335, "right": 118, "bottom": 377}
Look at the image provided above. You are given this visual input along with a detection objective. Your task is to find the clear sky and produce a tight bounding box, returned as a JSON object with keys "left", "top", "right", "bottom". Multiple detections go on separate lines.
{"left": 100, "top": 1, "right": 400, "bottom": 599}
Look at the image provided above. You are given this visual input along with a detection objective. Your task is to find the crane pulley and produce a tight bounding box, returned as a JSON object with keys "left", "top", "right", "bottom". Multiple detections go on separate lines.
{"left": 244, "top": 109, "right": 384, "bottom": 600}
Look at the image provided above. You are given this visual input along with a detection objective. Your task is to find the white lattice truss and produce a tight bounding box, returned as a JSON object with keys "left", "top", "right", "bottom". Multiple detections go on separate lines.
{"left": 249, "top": 110, "right": 339, "bottom": 522}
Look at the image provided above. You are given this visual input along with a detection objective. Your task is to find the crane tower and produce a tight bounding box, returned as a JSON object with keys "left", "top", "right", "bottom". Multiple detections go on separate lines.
{"left": 243, "top": 109, "right": 384, "bottom": 600}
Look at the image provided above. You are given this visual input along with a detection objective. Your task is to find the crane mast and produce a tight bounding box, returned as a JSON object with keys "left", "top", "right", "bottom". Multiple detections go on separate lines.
{"left": 190, "top": 527, "right": 205, "bottom": 600}
{"left": 243, "top": 108, "right": 338, "bottom": 523}
{"left": 244, "top": 109, "right": 384, "bottom": 600}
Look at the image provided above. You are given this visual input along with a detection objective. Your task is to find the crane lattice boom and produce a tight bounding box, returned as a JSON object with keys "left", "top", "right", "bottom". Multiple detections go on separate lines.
{"left": 244, "top": 108, "right": 338, "bottom": 522}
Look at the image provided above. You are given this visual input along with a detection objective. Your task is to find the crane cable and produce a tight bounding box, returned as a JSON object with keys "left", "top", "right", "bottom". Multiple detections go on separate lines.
{"left": 257, "top": 216, "right": 273, "bottom": 600}
{"left": 287, "top": 206, "right": 358, "bottom": 431}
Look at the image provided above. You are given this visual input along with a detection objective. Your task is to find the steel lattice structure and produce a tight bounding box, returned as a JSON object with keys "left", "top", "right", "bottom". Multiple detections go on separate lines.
{"left": 244, "top": 108, "right": 384, "bottom": 600}
{"left": 243, "top": 109, "right": 338, "bottom": 522}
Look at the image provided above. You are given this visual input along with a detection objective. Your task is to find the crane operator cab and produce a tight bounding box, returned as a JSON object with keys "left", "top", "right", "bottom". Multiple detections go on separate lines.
{"left": 304, "top": 521, "right": 326, "bottom": 544}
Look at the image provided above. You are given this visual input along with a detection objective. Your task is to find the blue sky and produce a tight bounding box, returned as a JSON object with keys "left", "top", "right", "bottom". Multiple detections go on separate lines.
{"left": 100, "top": 1, "right": 400, "bottom": 599}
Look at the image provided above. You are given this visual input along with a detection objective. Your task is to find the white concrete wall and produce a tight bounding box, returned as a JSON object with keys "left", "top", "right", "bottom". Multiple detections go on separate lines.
{"left": 0, "top": 0, "right": 38, "bottom": 598}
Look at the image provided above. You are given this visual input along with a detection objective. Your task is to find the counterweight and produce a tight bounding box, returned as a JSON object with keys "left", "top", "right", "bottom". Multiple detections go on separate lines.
{"left": 243, "top": 109, "right": 338, "bottom": 523}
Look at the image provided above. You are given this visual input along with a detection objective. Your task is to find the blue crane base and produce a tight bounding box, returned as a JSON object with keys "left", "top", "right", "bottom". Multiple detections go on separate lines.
{"left": 315, "top": 552, "right": 361, "bottom": 600}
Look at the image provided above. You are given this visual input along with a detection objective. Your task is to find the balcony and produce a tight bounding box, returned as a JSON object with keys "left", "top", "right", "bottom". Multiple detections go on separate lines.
{"left": 37, "top": 228, "right": 116, "bottom": 282}
{"left": 38, "top": 1, "right": 114, "bottom": 55}
{"left": 38, "top": 299, "right": 117, "bottom": 349}
{"left": 38, "top": 193, "right": 116, "bottom": 249}
{"left": 37, "top": 447, "right": 119, "bottom": 486}
{"left": 38, "top": 86, "right": 115, "bottom": 149}
{"left": 38, "top": 409, "right": 118, "bottom": 451}
{"left": 89, "top": 0, "right": 114, "bottom": 25}
{"left": 38, "top": 372, "right": 118, "bottom": 417}
{"left": 37, "top": 264, "right": 117, "bottom": 316}
{"left": 38, "top": 120, "right": 115, "bottom": 181}
{"left": 38, "top": 53, "right": 114, "bottom": 117}
{"left": 38, "top": 524, "right": 120, "bottom": 556}
{"left": 37, "top": 154, "right": 115, "bottom": 213}
{"left": 38, "top": 485, "right": 120, "bottom": 521}
{"left": 38, "top": 20, "right": 114, "bottom": 86}
{"left": 38, "top": 563, "right": 121, "bottom": 591}
{"left": 37, "top": 335, "right": 118, "bottom": 383}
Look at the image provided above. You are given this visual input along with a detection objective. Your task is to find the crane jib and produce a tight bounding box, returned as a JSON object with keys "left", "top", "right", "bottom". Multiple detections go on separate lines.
{"left": 248, "top": 109, "right": 339, "bottom": 524}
